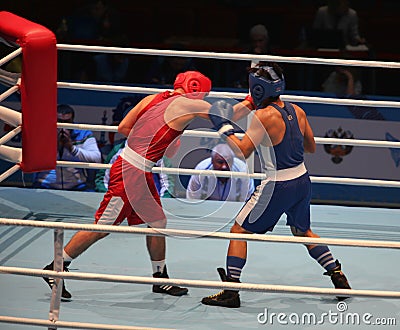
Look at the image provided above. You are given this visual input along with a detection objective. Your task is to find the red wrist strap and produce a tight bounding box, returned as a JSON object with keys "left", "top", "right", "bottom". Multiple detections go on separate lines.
{"left": 244, "top": 94, "right": 256, "bottom": 109}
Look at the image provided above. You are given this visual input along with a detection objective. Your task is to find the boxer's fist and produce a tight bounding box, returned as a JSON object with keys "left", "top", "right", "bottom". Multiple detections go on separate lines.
{"left": 209, "top": 100, "right": 235, "bottom": 139}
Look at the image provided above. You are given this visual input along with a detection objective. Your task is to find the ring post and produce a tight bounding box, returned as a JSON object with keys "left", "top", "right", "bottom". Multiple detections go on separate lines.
{"left": 0, "top": 11, "right": 57, "bottom": 172}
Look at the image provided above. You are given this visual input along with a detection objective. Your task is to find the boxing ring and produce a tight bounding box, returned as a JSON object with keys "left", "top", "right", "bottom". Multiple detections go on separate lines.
{"left": 1, "top": 11, "right": 400, "bottom": 329}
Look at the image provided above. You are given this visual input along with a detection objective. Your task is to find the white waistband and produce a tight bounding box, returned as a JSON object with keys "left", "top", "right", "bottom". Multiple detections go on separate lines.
{"left": 270, "top": 162, "right": 307, "bottom": 181}
{"left": 121, "top": 146, "right": 156, "bottom": 172}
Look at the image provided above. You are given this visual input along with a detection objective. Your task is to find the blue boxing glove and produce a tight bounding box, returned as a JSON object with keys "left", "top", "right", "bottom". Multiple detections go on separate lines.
{"left": 209, "top": 100, "right": 235, "bottom": 140}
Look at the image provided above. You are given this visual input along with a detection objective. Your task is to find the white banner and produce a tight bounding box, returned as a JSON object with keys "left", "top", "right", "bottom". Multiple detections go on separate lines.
{"left": 305, "top": 116, "right": 400, "bottom": 181}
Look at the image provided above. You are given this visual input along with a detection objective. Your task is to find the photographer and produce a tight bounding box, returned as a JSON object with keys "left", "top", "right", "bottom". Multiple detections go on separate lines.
{"left": 33, "top": 104, "right": 102, "bottom": 191}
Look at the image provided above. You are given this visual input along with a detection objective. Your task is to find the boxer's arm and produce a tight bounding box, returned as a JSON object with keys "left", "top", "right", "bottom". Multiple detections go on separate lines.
{"left": 165, "top": 97, "right": 211, "bottom": 131}
{"left": 231, "top": 95, "right": 255, "bottom": 122}
{"left": 208, "top": 100, "right": 263, "bottom": 159}
{"left": 303, "top": 116, "right": 316, "bottom": 153}
{"left": 226, "top": 110, "right": 266, "bottom": 159}
{"left": 118, "top": 94, "right": 156, "bottom": 137}
{"left": 294, "top": 104, "right": 316, "bottom": 153}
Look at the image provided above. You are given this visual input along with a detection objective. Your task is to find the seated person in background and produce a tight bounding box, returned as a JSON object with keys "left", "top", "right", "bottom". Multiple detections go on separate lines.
{"left": 321, "top": 65, "right": 362, "bottom": 97}
{"left": 145, "top": 44, "right": 197, "bottom": 86}
{"left": 186, "top": 143, "right": 255, "bottom": 202}
{"left": 93, "top": 35, "right": 131, "bottom": 83}
{"left": 247, "top": 24, "right": 271, "bottom": 66}
{"left": 93, "top": 51, "right": 130, "bottom": 83}
{"left": 95, "top": 139, "right": 126, "bottom": 192}
{"left": 33, "top": 104, "right": 102, "bottom": 191}
{"left": 312, "top": 0, "right": 366, "bottom": 48}
{"left": 55, "top": 0, "right": 116, "bottom": 42}
{"left": 231, "top": 24, "right": 271, "bottom": 89}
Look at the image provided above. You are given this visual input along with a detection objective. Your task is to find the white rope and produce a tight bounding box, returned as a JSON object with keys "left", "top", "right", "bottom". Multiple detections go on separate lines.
{"left": 0, "top": 47, "right": 22, "bottom": 67}
{"left": 0, "top": 126, "right": 21, "bottom": 146}
{"left": 313, "top": 137, "right": 400, "bottom": 148}
{"left": 57, "top": 81, "right": 400, "bottom": 108}
{"left": 55, "top": 160, "right": 400, "bottom": 187}
{"left": 311, "top": 176, "right": 400, "bottom": 187}
{"left": 0, "top": 105, "right": 22, "bottom": 127}
{"left": 0, "top": 145, "right": 21, "bottom": 163}
{"left": 280, "top": 94, "right": 400, "bottom": 108}
{"left": 0, "top": 164, "right": 20, "bottom": 183}
{"left": 0, "top": 316, "right": 174, "bottom": 330}
{"left": 1, "top": 266, "right": 399, "bottom": 299}
{"left": 57, "top": 81, "right": 164, "bottom": 95}
{"left": 57, "top": 160, "right": 111, "bottom": 170}
{"left": 1, "top": 218, "right": 400, "bottom": 249}
{"left": 56, "top": 44, "right": 400, "bottom": 69}
{"left": 0, "top": 85, "right": 19, "bottom": 102}
{"left": 182, "top": 129, "right": 244, "bottom": 139}
{"left": 57, "top": 122, "right": 400, "bottom": 148}
{"left": 58, "top": 122, "right": 118, "bottom": 132}
{"left": 182, "top": 167, "right": 267, "bottom": 181}
{"left": 151, "top": 166, "right": 265, "bottom": 179}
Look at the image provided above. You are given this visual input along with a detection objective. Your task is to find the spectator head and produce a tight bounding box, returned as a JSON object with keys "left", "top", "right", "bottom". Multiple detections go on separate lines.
{"left": 249, "top": 24, "right": 269, "bottom": 54}
{"left": 90, "top": 0, "right": 108, "bottom": 20}
{"left": 211, "top": 144, "right": 234, "bottom": 172}
{"left": 57, "top": 104, "right": 75, "bottom": 123}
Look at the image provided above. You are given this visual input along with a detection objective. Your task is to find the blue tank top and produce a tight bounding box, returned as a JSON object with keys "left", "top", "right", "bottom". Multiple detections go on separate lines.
{"left": 270, "top": 102, "right": 304, "bottom": 170}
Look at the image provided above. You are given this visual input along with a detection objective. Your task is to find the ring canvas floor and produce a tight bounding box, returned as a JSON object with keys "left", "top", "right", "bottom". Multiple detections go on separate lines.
{"left": 1, "top": 187, "right": 399, "bottom": 329}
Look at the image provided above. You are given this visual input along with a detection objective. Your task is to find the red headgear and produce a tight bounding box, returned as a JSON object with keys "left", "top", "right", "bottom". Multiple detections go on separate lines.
{"left": 173, "top": 71, "right": 212, "bottom": 99}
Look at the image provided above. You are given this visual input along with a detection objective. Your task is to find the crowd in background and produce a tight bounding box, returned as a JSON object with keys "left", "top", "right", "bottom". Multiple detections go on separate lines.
{"left": 0, "top": 0, "right": 399, "bottom": 191}
{"left": 2, "top": 0, "right": 398, "bottom": 96}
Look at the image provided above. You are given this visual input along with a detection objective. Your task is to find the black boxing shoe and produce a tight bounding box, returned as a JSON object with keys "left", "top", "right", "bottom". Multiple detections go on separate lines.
{"left": 152, "top": 266, "right": 188, "bottom": 296}
{"left": 324, "top": 260, "right": 351, "bottom": 301}
{"left": 201, "top": 268, "right": 240, "bottom": 308}
{"left": 43, "top": 261, "right": 72, "bottom": 301}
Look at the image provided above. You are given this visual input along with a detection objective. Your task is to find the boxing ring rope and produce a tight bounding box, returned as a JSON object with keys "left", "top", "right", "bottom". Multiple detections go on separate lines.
{"left": 54, "top": 160, "right": 400, "bottom": 188}
{"left": 2, "top": 45, "right": 400, "bottom": 186}
{"left": 1, "top": 20, "right": 400, "bottom": 328}
{"left": 57, "top": 81, "right": 400, "bottom": 108}
{"left": 57, "top": 44, "right": 400, "bottom": 69}
{"left": 40, "top": 79, "right": 400, "bottom": 189}
{"left": 2, "top": 266, "right": 400, "bottom": 299}
{"left": 56, "top": 121, "right": 400, "bottom": 187}
{"left": 58, "top": 121, "right": 400, "bottom": 148}
{"left": 2, "top": 217, "right": 400, "bottom": 300}
{"left": 2, "top": 218, "right": 400, "bottom": 249}
{"left": 0, "top": 316, "right": 173, "bottom": 330}
{"left": 0, "top": 48, "right": 22, "bottom": 67}
{"left": 55, "top": 48, "right": 400, "bottom": 189}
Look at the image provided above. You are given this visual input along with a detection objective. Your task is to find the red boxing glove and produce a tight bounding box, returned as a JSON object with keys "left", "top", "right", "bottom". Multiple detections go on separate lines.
{"left": 244, "top": 94, "right": 256, "bottom": 110}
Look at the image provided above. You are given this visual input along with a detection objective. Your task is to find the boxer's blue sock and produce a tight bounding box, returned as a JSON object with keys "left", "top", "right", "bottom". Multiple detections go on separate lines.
{"left": 308, "top": 245, "right": 336, "bottom": 271}
{"left": 226, "top": 256, "right": 246, "bottom": 281}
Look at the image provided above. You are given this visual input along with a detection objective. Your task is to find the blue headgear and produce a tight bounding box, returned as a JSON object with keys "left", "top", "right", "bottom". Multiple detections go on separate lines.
{"left": 249, "top": 66, "right": 285, "bottom": 108}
